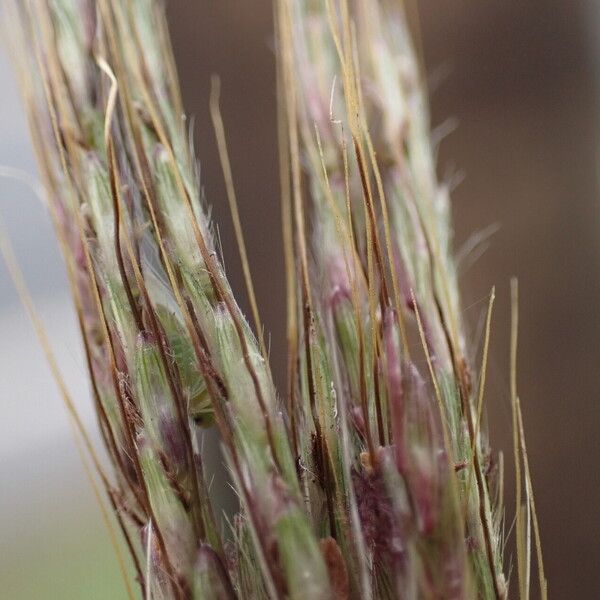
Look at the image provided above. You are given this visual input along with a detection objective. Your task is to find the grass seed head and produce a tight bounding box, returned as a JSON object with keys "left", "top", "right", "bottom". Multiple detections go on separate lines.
{"left": 4, "top": 0, "right": 547, "bottom": 598}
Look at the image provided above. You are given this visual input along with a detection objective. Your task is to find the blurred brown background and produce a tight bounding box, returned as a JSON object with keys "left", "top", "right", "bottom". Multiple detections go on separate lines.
{"left": 166, "top": 1, "right": 600, "bottom": 598}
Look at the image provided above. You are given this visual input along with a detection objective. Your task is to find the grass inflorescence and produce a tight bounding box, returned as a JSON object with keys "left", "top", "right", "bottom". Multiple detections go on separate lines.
{"left": 3, "top": 0, "right": 545, "bottom": 598}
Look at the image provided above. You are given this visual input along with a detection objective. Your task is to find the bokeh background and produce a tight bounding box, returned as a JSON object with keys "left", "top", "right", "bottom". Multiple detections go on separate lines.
{"left": 1, "top": 1, "right": 599, "bottom": 597}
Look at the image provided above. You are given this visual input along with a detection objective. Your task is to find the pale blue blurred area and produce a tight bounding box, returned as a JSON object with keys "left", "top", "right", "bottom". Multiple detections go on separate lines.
{"left": 0, "top": 49, "right": 128, "bottom": 598}
{"left": 0, "top": 59, "right": 66, "bottom": 300}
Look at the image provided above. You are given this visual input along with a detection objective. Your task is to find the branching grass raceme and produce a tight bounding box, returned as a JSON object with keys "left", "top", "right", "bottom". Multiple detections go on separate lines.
{"left": 3, "top": 0, "right": 546, "bottom": 598}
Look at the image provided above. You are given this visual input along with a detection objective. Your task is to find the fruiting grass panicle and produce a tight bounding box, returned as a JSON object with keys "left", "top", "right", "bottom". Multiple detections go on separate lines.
{"left": 7, "top": 1, "right": 326, "bottom": 597}
{"left": 4, "top": 0, "right": 545, "bottom": 598}
{"left": 275, "top": 0, "right": 503, "bottom": 596}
